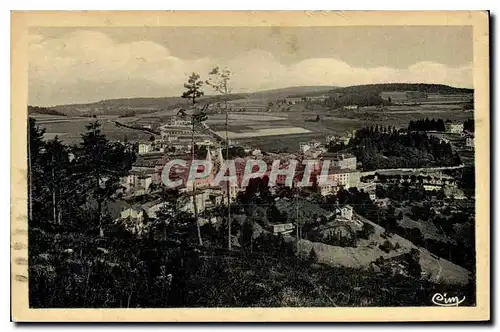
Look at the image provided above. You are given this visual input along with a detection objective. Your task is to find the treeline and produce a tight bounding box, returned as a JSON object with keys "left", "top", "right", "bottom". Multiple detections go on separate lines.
{"left": 464, "top": 118, "right": 474, "bottom": 132}
{"left": 324, "top": 93, "right": 390, "bottom": 109}
{"left": 112, "top": 120, "right": 160, "bottom": 135}
{"left": 118, "top": 110, "right": 138, "bottom": 118}
{"left": 28, "top": 120, "right": 473, "bottom": 308}
{"left": 332, "top": 125, "right": 461, "bottom": 170}
{"left": 28, "top": 106, "right": 67, "bottom": 116}
{"left": 375, "top": 182, "right": 475, "bottom": 271}
{"left": 322, "top": 186, "right": 474, "bottom": 271}
{"left": 28, "top": 118, "right": 136, "bottom": 231}
{"left": 29, "top": 222, "right": 475, "bottom": 307}
{"left": 408, "top": 118, "right": 446, "bottom": 132}
{"left": 330, "top": 83, "right": 473, "bottom": 95}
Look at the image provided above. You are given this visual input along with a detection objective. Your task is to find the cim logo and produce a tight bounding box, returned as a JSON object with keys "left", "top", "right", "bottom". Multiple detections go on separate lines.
{"left": 431, "top": 293, "right": 466, "bottom": 307}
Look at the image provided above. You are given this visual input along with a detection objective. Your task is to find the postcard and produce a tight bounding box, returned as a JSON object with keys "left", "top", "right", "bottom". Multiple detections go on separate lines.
{"left": 11, "top": 10, "right": 490, "bottom": 322}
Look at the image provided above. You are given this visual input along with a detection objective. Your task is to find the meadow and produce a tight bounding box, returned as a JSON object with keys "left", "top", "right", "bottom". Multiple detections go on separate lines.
{"left": 31, "top": 88, "right": 474, "bottom": 151}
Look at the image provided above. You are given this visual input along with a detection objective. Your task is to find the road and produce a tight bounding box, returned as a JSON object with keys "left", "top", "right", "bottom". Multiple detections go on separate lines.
{"left": 361, "top": 164, "right": 465, "bottom": 177}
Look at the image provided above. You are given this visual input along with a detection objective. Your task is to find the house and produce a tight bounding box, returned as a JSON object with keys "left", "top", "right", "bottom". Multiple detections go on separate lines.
{"left": 336, "top": 205, "right": 353, "bottom": 220}
{"left": 138, "top": 143, "right": 152, "bottom": 155}
{"left": 323, "top": 153, "right": 357, "bottom": 170}
{"left": 423, "top": 184, "right": 442, "bottom": 191}
{"left": 319, "top": 184, "right": 343, "bottom": 196}
{"left": 159, "top": 116, "right": 211, "bottom": 144}
{"left": 120, "top": 170, "right": 155, "bottom": 194}
{"left": 250, "top": 149, "right": 262, "bottom": 156}
{"left": 178, "top": 188, "right": 226, "bottom": 213}
{"left": 271, "top": 223, "right": 294, "bottom": 235}
{"left": 465, "top": 134, "right": 475, "bottom": 148}
{"left": 304, "top": 148, "right": 322, "bottom": 159}
{"left": 317, "top": 168, "right": 360, "bottom": 196}
{"left": 328, "top": 167, "right": 361, "bottom": 188}
{"left": 120, "top": 199, "right": 165, "bottom": 222}
{"left": 445, "top": 121, "right": 464, "bottom": 134}
{"left": 299, "top": 143, "right": 311, "bottom": 153}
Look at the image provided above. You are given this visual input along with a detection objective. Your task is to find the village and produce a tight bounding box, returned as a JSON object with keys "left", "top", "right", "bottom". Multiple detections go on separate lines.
{"left": 113, "top": 100, "right": 475, "bottom": 276}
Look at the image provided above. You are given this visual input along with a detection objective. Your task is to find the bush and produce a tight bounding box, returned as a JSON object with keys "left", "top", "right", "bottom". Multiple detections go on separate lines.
{"left": 379, "top": 240, "right": 395, "bottom": 253}
{"left": 357, "top": 222, "right": 375, "bottom": 240}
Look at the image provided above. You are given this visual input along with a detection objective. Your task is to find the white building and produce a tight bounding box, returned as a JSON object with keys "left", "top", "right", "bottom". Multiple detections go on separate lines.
{"left": 120, "top": 199, "right": 165, "bottom": 222}
{"left": 304, "top": 148, "right": 322, "bottom": 159}
{"left": 466, "top": 135, "right": 475, "bottom": 148}
{"left": 138, "top": 143, "right": 152, "bottom": 155}
{"left": 272, "top": 223, "right": 294, "bottom": 234}
{"left": 445, "top": 122, "right": 464, "bottom": 134}
{"left": 299, "top": 143, "right": 311, "bottom": 153}
{"left": 251, "top": 149, "right": 262, "bottom": 156}
{"left": 337, "top": 205, "right": 353, "bottom": 220}
{"left": 324, "top": 153, "right": 357, "bottom": 170}
{"left": 319, "top": 169, "right": 361, "bottom": 196}
{"left": 178, "top": 188, "right": 225, "bottom": 214}
{"left": 120, "top": 170, "right": 154, "bottom": 194}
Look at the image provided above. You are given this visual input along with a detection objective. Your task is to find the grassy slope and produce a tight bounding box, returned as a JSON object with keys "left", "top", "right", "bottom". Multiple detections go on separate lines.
{"left": 41, "top": 83, "right": 472, "bottom": 117}
{"left": 289, "top": 213, "right": 470, "bottom": 286}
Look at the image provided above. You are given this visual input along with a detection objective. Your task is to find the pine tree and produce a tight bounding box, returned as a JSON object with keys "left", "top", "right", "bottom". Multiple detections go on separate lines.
{"left": 76, "top": 121, "right": 135, "bottom": 236}
{"left": 206, "top": 66, "right": 234, "bottom": 250}
{"left": 308, "top": 247, "right": 319, "bottom": 264}
{"left": 28, "top": 118, "right": 46, "bottom": 223}
{"left": 182, "top": 73, "right": 205, "bottom": 246}
{"left": 42, "top": 137, "right": 71, "bottom": 224}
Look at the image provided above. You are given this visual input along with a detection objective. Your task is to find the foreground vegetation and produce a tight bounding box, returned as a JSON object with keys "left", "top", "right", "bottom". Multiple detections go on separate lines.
{"left": 329, "top": 124, "right": 462, "bottom": 170}
{"left": 28, "top": 115, "right": 475, "bottom": 308}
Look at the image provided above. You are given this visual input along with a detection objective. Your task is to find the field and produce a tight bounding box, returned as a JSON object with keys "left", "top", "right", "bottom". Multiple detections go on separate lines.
{"left": 31, "top": 87, "right": 474, "bottom": 151}
{"left": 31, "top": 115, "right": 155, "bottom": 145}
{"left": 289, "top": 213, "right": 470, "bottom": 285}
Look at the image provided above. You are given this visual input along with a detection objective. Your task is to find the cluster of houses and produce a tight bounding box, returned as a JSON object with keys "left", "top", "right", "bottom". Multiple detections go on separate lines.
{"left": 445, "top": 121, "right": 464, "bottom": 134}
{"left": 115, "top": 113, "right": 472, "bottom": 239}
{"left": 326, "top": 131, "right": 356, "bottom": 146}
{"left": 117, "top": 144, "right": 233, "bottom": 235}
{"left": 442, "top": 120, "right": 474, "bottom": 149}
{"left": 137, "top": 115, "right": 214, "bottom": 155}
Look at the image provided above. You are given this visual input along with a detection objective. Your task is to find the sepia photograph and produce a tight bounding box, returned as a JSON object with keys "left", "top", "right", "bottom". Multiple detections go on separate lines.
{"left": 10, "top": 11, "right": 490, "bottom": 322}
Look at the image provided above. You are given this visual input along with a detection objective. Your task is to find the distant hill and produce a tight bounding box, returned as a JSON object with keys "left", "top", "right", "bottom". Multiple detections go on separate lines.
{"left": 250, "top": 86, "right": 337, "bottom": 99}
{"left": 28, "top": 106, "right": 67, "bottom": 116}
{"left": 38, "top": 83, "right": 472, "bottom": 117}
{"left": 329, "top": 83, "right": 473, "bottom": 95}
{"left": 50, "top": 94, "right": 248, "bottom": 116}
{"left": 44, "top": 86, "right": 336, "bottom": 116}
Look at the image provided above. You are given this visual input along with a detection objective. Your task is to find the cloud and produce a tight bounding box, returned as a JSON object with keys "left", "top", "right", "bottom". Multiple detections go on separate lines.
{"left": 28, "top": 31, "right": 473, "bottom": 106}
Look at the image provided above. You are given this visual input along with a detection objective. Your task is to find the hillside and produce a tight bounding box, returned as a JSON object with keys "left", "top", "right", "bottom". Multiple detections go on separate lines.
{"left": 250, "top": 86, "right": 337, "bottom": 99}
{"left": 36, "top": 83, "right": 472, "bottom": 117}
{"left": 48, "top": 86, "right": 335, "bottom": 115}
{"left": 329, "top": 83, "right": 473, "bottom": 96}
{"left": 50, "top": 94, "right": 248, "bottom": 116}
{"left": 28, "top": 106, "right": 66, "bottom": 116}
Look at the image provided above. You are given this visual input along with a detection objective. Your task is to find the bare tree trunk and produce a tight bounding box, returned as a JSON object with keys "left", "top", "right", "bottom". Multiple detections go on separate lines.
{"left": 97, "top": 199, "right": 104, "bottom": 237}
{"left": 295, "top": 197, "right": 299, "bottom": 252}
{"left": 51, "top": 162, "right": 57, "bottom": 224}
{"left": 226, "top": 106, "right": 231, "bottom": 251}
{"left": 27, "top": 126, "right": 32, "bottom": 222}
{"left": 192, "top": 108, "right": 203, "bottom": 246}
{"left": 95, "top": 171, "right": 103, "bottom": 237}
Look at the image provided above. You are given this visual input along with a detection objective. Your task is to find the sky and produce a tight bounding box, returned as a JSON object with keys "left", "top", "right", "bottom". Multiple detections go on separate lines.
{"left": 28, "top": 26, "right": 473, "bottom": 106}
